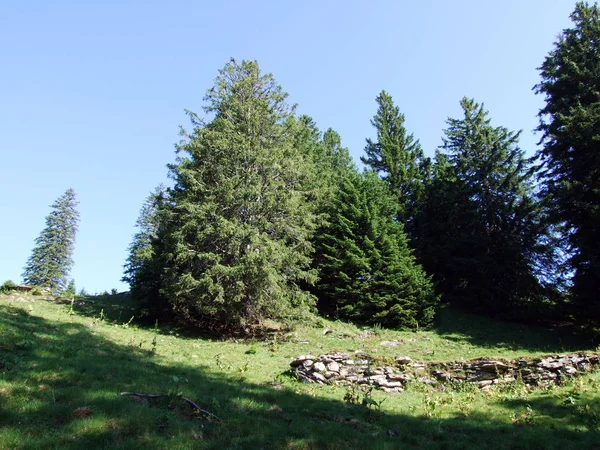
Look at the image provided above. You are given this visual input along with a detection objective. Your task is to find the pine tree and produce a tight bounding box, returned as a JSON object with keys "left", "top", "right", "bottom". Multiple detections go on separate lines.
{"left": 361, "top": 91, "right": 429, "bottom": 227}
{"left": 22, "top": 188, "right": 80, "bottom": 294}
{"left": 418, "top": 98, "right": 554, "bottom": 313}
{"left": 313, "top": 170, "right": 437, "bottom": 329}
{"left": 156, "top": 59, "right": 318, "bottom": 332}
{"left": 535, "top": 2, "right": 600, "bottom": 320}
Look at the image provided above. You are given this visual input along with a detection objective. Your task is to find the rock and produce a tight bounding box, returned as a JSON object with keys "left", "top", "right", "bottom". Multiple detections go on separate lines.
{"left": 323, "top": 328, "right": 333, "bottom": 335}
{"left": 388, "top": 373, "right": 411, "bottom": 383}
{"left": 432, "top": 370, "right": 450, "bottom": 381}
{"left": 381, "top": 387, "right": 403, "bottom": 393}
{"left": 395, "top": 356, "right": 412, "bottom": 365}
{"left": 539, "top": 359, "right": 564, "bottom": 371}
{"left": 291, "top": 355, "right": 315, "bottom": 367}
{"left": 290, "top": 351, "right": 599, "bottom": 394}
{"left": 475, "top": 372, "right": 497, "bottom": 381}
{"left": 478, "top": 361, "right": 510, "bottom": 373}
{"left": 313, "top": 362, "right": 326, "bottom": 372}
{"left": 368, "top": 375, "right": 388, "bottom": 382}
{"left": 312, "top": 372, "right": 329, "bottom": 384}
{"left": 378, "top": 380, "right": 403, "bottom": 389}
{"left": 327, "top": 362, "right": 340, "bottom": 373}
{"left": 297, "top": 373, "right": 313, "bottom": 384}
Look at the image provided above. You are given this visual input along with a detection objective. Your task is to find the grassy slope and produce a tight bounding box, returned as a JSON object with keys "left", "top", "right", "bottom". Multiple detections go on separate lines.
{"left": 0, "top": 293, "right": 599, "bottom": 450}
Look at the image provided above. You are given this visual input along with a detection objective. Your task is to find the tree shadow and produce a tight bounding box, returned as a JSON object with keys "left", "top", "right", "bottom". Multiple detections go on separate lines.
{"left": 434, "top": 307, "right": 592, "bottom": 354}
{"left": 1, "top": 302, "right": 599, "bottom": 449}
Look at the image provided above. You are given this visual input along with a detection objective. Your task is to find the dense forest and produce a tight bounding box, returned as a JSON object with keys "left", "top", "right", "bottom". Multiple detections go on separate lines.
{"left": 21, "top": 2, "right": 600, "bottom": 335}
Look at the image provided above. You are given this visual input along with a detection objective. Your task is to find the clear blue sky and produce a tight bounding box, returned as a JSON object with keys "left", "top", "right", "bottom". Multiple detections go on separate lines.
{"left": 0, "top": 0, "right": 576, "bottom": 293}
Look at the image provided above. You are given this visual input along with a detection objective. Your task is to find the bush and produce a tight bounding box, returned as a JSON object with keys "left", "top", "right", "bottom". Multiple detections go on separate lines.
{"left": 30, "top": 286, "right": 43, "bottom": 296}
{"left": 0, "top": 280, "right": 16, "bottom": 294}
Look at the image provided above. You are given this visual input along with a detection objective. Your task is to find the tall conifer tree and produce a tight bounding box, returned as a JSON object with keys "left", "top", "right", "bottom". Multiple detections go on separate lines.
{"left": 361, "top": 91, "right": 429, "bottom": 227}
{"left": 156, "top": 59, "right": 318, "bottom": 332}
{"left": 535, "top": 2, "right": 600, "bottom": 320}
{"left": 23, "top": 188, "right": 80, "bottom": 294}
{"left": 416, "top": 99, "right": 556, "bottom": 313}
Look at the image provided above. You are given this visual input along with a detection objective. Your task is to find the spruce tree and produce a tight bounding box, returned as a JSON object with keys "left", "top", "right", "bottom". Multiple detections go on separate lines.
{"left": 122, "top": 185, "right": 168, "bottom": 316}
{"left": 313, "top": 171, "right": 437, "bottom": 329}
{"left": 22, "top": 188, "right": 80, "bottom": 294}
{"left": 361, "top": 91, "right": 429, "bottom": 227}
{"left": 157, "top": 59, "right": 318, "bottom": 332}
{"left": 418, "top": 98, "right": 555, "bottom": 313}
{"left": 535, "top": 2, "right": 600, "bottom": 320}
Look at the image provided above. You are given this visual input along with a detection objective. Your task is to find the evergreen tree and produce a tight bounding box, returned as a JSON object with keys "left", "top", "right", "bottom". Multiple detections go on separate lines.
{"left": 22, "top": 188, "right": 80, "bottom": 294}
{"left": 122, "top": 185, "right": 168, "bottom": 316}
{"left": 416, "top": 99, "right": 555, "bottom": 313}
{"left": 64, "top": 279, "right": 76, "bottom": 298}
{"left": 157, "top": 59, "right": 318, "bottom": 332}
{"left": 361, "top": 91, "right": 429, "bottom": 227}
{"left": 535, "top": 2, "right": 600, "bottom": 320}
{"left": 313, "top": 170, "right": 437, "bottom": 329}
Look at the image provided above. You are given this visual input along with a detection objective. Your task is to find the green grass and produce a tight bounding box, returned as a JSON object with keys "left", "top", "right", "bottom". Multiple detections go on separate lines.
{"left": 1, "top": 292, "right": 599, "bottom": 449}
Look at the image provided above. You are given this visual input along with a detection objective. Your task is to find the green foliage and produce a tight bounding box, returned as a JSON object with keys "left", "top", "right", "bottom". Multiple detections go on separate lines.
{"left": 313, "top": 170, "right": 437, "bottom": 329}
{"left": 122, "top": 184, "right": 170, "bottom": 318}
{"left": 0, "top": 280, "right": 16, "bottom": 294}
{"left": 153, "top": 59, "right": 319, "bottom": 332}
{"left": 361, "top": 90, "right": 430, "bottom": 228}
{"left": 64, "top": 279, "right": 76, "bottom": 298}
{"left": 30, "top": 286, "right": 43, "bottom": 296}
{"left": 22, "top": 188, "right": 80, "bottom": 294}
{"left": 414, "top": 99, "right": 557, "bottom": 314}
{"left": 535, "top": 2, "right": 600, "bottom": 322}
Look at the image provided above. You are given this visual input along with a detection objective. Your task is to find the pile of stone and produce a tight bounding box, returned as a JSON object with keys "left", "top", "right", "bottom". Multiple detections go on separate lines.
{"left": 290, "top": 352, "right": 599, "bottom": 393}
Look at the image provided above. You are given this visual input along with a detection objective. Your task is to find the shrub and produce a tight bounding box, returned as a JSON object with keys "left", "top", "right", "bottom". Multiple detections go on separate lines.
{"left": 31, "top": 286, "right": 43, "bottom": 296}
{"left": 0, "top": 280, "right": 16, "bottom": 294}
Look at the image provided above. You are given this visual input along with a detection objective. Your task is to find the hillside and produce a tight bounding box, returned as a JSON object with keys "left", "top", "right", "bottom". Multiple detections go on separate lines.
{"left": 1, "top": 292, "right": 599, "bottom": 449}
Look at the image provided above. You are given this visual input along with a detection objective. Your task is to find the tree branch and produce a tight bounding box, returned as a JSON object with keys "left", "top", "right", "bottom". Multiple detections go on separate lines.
{"left": 120, "top": 392, "right": 220, "bottom": 421}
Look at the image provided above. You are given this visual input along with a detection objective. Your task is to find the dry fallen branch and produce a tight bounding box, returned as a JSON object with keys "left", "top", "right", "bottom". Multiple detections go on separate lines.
{"left": 120, "top": 392, "right": 220, "bottom": 421}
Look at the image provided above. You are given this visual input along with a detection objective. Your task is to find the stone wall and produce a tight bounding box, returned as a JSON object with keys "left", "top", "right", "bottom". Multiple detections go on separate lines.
{"left": 290, "top": 352, "right": 599, "bottom": 393}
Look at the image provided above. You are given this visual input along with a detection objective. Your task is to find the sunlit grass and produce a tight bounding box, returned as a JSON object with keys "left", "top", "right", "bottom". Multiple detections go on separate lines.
{"left": 0, "top": 292, "right": 598, "bottom": 449}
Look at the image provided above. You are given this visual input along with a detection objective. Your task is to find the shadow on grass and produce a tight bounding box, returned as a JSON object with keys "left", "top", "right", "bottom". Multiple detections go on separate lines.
{"left": 1, "top": 302, "right": 599, "bottom": 449}
{"left": 434, "top": 307, "right": 592, "bottom": 354}
{"left": 65, "top": 293, "right": 220, "bottom": 341}
{"left": 67, "top": 292, "right": 139, "bottom": 324}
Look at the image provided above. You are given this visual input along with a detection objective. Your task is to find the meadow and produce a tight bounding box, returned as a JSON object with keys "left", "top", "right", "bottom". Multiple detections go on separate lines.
{"left": 1, "top": 292, "right": 599, "bottom": 449}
